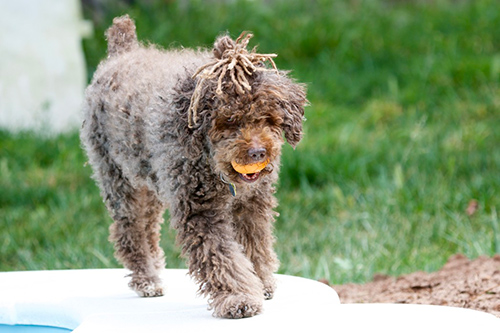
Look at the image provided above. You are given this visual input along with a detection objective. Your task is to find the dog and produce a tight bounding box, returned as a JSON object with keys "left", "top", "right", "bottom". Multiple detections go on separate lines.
{"left": 81, "top": 15, "right": 306, "bottom": 318}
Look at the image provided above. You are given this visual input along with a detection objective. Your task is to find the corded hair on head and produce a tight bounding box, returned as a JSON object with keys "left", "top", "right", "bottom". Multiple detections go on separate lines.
{"left": 188, "top": 32, "right": 279, "bottom": 128}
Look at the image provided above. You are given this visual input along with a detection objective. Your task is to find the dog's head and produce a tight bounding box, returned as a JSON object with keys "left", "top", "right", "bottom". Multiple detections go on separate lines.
{"left": 176, "top": 33, "right": 307, "bottom": 186}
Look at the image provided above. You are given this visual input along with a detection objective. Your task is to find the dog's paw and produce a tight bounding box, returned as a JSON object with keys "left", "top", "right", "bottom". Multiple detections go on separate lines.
{"left": 129, "top": 277, "right": 164, "bottom": 297}
{"left": 263, "top": 288, "right": 274, "bottom": 300}
{"left": 262, "top": 277, "right": 277, "bottom": 300}
{"left": 211, "top": 293, "right": 263, "bottom": 319}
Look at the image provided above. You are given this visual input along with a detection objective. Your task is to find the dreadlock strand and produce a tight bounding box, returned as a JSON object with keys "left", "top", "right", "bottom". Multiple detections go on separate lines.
{"left": 205, "top": 59, "right": 229, "bottom": 78}
{"left": 192, "top": 60, "right": 217, "bottom": 78}
{"left": 230, "top": 68, "right": 245, "bottom": 95}
{"left": 216, "top": 65, "right": 228, "bottom": 95}
{"left": 236, "top": 66, "right": 252, "bottom": 91}
{"left": 227, "top": 57, "right": 237, "bottom": 71}
{"left": 237, "top": 32, "right": 253, "bottom": 48}
{"left": 239, "top": 55, "right": 257, "bottom": 74}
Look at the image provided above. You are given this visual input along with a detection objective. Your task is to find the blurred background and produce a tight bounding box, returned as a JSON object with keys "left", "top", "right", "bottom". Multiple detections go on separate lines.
{"left": 1, "top": 0, "right": 499, "bottom": 285}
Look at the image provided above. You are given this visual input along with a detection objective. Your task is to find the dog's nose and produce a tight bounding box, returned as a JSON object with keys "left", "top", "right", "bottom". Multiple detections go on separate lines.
{"left": 248, "top": 147, "right": 267, "bottom": 162}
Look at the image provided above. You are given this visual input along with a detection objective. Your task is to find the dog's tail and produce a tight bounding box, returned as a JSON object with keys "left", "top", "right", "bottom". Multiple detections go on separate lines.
{"left": 105, "top": 15, "right": 138, "bottom": 57}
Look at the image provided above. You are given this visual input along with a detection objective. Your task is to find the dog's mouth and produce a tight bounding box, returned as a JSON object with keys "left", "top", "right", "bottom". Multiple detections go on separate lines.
{"left": 238, "top": 172, "right": 261, "bottom": 183}
{"left": 231, "top": 159, "right": 269, "bottom": 183}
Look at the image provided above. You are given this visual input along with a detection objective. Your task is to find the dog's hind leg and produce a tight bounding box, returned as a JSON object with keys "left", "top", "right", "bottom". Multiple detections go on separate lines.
{"left": 142, "top": 189, "right": 167, "bottom": 279}
{"left": 104, "top": 170, "right": 166, "bottom": 297}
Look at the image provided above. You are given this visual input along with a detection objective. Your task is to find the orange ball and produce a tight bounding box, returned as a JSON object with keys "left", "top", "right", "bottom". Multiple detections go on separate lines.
{"left": 231, "top": 159, "right": 269, "bottom": 174}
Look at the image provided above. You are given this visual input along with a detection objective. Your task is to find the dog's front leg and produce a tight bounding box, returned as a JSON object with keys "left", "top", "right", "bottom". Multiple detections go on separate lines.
{"left": 176, "top": 212, "right": 264, "bottom": 318}
{"left": 233, "top": 191, "right": 280, "bottom": 300}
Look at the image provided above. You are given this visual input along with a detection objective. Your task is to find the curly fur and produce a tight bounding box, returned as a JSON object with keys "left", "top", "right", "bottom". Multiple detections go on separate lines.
{"left": 80, "top": 15, "right": 307, "bottom": 319}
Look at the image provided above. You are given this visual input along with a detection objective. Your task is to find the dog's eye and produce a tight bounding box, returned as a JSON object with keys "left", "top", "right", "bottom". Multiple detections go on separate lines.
{"left": 226, "top": 117, "right": 236, "bottom": 124}
{"left": 266, "top": 116, "right": 277, "bottom": 126}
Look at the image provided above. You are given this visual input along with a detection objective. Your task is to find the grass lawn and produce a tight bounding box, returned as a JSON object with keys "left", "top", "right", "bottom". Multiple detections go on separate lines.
{"left": 1, "top": 0, "right": 499, "bottom": 284}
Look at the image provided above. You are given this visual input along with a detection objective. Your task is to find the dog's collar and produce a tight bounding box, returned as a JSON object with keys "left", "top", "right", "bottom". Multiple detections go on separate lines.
{"left": 220, "top": 173, "right": 237, "bottom": 196}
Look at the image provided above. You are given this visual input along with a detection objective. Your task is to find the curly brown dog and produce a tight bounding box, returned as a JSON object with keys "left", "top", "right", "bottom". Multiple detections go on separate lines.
{"left": 80, "top": 15, "right": 306, "bottom": 318}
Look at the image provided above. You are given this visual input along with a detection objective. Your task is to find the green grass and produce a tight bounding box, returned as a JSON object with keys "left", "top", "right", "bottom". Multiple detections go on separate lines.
{"left": 1, "top": 0, "right": 499, "bottom": 284}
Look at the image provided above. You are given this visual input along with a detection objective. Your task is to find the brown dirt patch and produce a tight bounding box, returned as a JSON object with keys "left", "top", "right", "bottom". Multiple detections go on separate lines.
{"left": 330, "top": 254, "right": 500, "bottom": 317}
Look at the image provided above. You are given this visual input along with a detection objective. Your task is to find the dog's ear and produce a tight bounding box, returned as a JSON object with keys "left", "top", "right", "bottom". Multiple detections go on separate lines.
{"left": 279, "top": 80, "right": 307, "bottom": 148}
{"left": 182, "top": 107, "right": 213, "bottom": 159}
